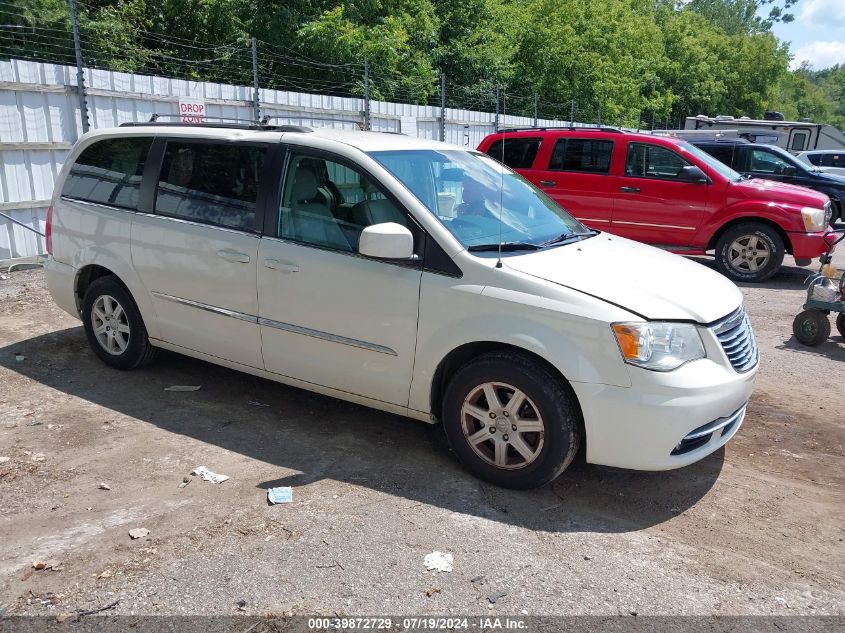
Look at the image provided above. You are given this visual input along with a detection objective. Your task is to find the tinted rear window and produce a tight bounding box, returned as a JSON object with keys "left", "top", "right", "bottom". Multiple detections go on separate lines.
{"left": 62, "top": 137, "right": 152, "bottom": 210}
{"left": 154, "top": 141, "right": 266, "bottom": 232}
{"left": 548, "top": 139, "right": 613, "bottom": 174}
{"left": 485, "top": 138, "right": 542, "bottom": 169}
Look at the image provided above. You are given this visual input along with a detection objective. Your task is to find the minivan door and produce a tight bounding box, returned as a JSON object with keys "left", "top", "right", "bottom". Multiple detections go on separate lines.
{"left": 131, "top": 138, "right": 270, "bottom": 368}
{"left": 612, "top": 141, "right": 709, "bottom": 246}
{"left": 257, "top": 149, "right": 422, "bottom": 407}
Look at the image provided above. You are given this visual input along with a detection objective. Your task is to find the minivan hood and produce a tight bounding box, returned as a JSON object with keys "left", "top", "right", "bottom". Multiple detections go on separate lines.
{"left": 734, "top": 177, "right": 830, "bottom": 207}
{"left": 504, "top": 234, "right": 742, "bottom": 323}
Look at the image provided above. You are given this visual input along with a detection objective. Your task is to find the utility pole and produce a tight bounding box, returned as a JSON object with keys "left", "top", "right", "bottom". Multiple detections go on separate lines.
{"left": 68, "top": 0, "right": 89, "bottom": 134}
{"left": 363, "top": 59, "right": 371, "bottom": 131}
{"left": 251, "top": 37, "right": 260, "bottom": 122}
{"left": 533, "top": 92, "right": 538, "bottom": 127}
{"left": 494, "top": 85, "right": 500, "bottom": 133}
{"left": 439, "top": 73, "right": 446, "bottom": 141}
{"left": 570, "top": 101, "right": 576, "bottom": 127}
{"left": 636, "top": 111, "right": 641, "bottom": 132}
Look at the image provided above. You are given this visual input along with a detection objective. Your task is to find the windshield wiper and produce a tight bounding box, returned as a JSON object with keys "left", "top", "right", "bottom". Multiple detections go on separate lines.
{"left": 468, "top": 241, "right": 542, "bottom": 252}
{"left": 540, "top": 230, "right": 597, "bottom": 247}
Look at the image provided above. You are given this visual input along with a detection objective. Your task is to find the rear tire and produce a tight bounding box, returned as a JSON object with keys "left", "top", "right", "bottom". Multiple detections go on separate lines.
{"left": 792, "top": 310, "right": 830, "bottom": 346}
{"left": 715, "top": 223, "right": 785, "bottom": 283}
{"left": 442, "top": 352, "right": 581, "bottom": 489}
{"left": 836, "top": 313, "right": 845, "bottom": 339}
{"left": 82, "top": 276, "right": 157, "bottom": 370}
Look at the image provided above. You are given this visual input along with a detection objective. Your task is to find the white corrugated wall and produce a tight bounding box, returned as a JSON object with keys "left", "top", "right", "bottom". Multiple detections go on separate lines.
{"left": 1, "top": 58, "right": 580, "bottom": 261}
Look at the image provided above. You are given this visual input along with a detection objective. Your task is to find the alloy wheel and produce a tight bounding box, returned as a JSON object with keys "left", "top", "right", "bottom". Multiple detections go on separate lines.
{"left": 460, "top": 382, "right": 545, "bottom": 470}
{"left": 91, "top": 294, "right": 131, "bottom": 355}
{"left": 728, "top": 235, "right": 771, "bottom": 274}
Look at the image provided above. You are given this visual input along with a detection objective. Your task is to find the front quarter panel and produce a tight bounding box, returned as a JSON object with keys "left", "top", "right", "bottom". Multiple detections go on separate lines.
{"left": 408, "top": 260, "right": 635, "bottom": 416}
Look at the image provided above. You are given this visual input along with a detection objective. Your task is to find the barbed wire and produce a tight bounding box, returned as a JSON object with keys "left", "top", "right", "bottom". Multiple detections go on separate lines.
{"left": 0, "top": 4, "right": 637, "bottom": 125}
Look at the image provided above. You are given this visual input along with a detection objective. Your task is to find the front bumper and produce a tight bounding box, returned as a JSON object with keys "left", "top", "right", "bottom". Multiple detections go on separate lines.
{"left": 570, "top": 315, "right": 758, "bottom": 471}
{"left": 788, "top": 227, "right": 834, "bottom": 260}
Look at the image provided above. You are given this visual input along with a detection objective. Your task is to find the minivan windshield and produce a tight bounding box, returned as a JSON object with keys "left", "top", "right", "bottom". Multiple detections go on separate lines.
{"left": 679, "top": 141, "right": 742, "bottom": 182}
{"left": 369, "top": 149, "right": 591, "bottom": 251}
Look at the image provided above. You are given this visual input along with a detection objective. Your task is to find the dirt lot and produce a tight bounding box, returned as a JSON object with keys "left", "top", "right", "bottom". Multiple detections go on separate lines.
{"left": 0, "top": 252, "right": 843, "bottom": 619}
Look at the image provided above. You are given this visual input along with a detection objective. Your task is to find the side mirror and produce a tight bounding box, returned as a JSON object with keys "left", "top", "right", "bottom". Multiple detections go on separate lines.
{"left": 358, "top": 222, "right": 415, "bottom": 259}
{"left": 679, "top": 165, "right": 710, "bottom": 184}
{"left": 783, "top": 166, "right": 798, "bottom": 177}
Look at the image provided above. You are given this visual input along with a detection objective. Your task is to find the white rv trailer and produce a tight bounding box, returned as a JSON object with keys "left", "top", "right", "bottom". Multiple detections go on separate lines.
{"left": 684, "top": 115, "right": 845, "bottom": 152}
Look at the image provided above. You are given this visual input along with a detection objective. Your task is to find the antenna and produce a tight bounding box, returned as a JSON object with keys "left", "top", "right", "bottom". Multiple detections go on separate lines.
{"left": 496, "top": 86, "right": 505, "bottom": 269}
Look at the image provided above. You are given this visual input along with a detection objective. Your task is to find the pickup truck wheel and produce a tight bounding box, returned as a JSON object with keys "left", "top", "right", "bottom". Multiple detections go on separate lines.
{"left": 82, "top": 276, "right": 157, "bottom": 370}
{"left": 715, "top": 223, "right": 785, "bottom": 283}
{"left": 442, "top": 352, "right": 581, "bottom": 489}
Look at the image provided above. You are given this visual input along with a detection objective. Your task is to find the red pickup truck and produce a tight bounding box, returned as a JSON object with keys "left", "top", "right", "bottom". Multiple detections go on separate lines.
{"left": 478, "top": 128, "right": 833, "bottom": 282}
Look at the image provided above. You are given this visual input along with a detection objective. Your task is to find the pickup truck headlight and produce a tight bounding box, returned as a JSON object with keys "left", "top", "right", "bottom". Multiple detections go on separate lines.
{"left": 612, "top": 322, "right": 705, "bottom": 371}
{"left": 801, "top": 206, "right": 826, "bottom": 232}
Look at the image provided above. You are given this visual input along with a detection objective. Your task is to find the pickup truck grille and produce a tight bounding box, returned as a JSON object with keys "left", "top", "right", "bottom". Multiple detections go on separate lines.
{"left": 825, "top": 201, "right": 832, "bottom": 227}
{"left": 712, "top": 308, "right": 758, "bottom": 373}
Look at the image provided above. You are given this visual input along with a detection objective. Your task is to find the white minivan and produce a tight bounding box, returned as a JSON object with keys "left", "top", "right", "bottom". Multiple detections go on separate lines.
{"left": 44, "top": 122, "right": 758, "bottom": 488}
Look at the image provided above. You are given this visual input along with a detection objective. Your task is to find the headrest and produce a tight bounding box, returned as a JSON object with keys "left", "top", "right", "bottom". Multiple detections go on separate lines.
{"left": 362, "top": 178, "right": 380, "bottom": 196}
{"left": 291, "top": 166, "right": 318, "bottom": 202}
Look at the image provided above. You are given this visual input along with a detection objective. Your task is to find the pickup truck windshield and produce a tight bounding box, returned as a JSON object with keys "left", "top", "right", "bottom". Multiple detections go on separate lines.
{"left": 369, "top": 149, "right": 589, "bottom": 251}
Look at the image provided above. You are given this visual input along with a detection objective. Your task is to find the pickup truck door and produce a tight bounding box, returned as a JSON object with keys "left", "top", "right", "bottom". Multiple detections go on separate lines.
{"left": 532, "top": 137, "right": 617, "bottom": 230}
{"left": 611, "top": 141, "right": 709, "bottom": 247}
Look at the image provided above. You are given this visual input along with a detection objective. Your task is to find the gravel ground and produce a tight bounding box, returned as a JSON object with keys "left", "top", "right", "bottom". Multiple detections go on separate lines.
{"left": 0, "top": 251, "right": 843, "bottom": 620}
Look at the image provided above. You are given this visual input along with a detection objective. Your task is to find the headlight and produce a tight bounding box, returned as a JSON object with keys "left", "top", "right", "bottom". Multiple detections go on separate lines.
{"left": 611, "top": 322, "right": 705, "bottom": 371}
{"left": 801, "top": 206, "right": 825, "bottom": 232}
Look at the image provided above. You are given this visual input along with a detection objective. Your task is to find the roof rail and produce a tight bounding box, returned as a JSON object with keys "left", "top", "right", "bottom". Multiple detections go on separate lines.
{"left": 496, "top": 125, "right": 624, "bottom": 134}
{"left": 260, "top": 114, "right": 364, "bottom": 130}
{"left": 118, "top": 113, "right": 314, "bottom": 132}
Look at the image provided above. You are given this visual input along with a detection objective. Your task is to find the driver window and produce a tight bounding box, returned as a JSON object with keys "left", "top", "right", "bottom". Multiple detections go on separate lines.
{"left": 748, "top": 149, "right": 791, "bottom": 175}
{"left": 279, "top": 153, "right": 409, "bottom": 252}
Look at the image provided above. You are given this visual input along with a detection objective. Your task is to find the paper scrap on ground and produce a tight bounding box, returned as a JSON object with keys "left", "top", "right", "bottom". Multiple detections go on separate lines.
{"left": 165, "top": 385, "right": 201, "bottom": 392}
{"left": 424, "top": 551, "right": 453, "bottom": 573}
{"left": 267, "top": 486, "right": 293, "bottom": 504}
{"left": 191, "top": 466, "right": 230, "bottom": 484}
{"left": 128, "top": 528, "right": 149, "bottom": 539}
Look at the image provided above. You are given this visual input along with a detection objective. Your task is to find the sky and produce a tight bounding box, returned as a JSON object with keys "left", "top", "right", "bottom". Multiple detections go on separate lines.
{"left": 768, "top": 0, "right": 845, "bottom": 70}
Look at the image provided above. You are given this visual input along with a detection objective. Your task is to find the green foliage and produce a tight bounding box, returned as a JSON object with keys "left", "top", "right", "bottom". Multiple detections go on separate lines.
{"left": 0, "top": 0, "right": 842, "bottom": 131}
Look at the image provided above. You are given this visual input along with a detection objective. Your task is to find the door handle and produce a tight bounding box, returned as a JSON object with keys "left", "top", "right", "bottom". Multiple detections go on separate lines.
{"left": 264, "top": 258, "right": 299, "bottom": 273}
{"left": 619, "top": 186, "right": 641, "bottom": 194}
{"left": 539, "top": 180, "right": 557, "bottom": 187}
{"left": 216, "top": 249, "right": 250, "bottom": 263}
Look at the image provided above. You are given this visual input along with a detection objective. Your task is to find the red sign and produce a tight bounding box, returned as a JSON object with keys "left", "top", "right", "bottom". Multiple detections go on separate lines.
{"left": 179, "top": 98, "right": 206, "bottom": 123}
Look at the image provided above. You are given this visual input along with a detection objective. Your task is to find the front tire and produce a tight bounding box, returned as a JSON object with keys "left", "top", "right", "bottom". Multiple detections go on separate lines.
{"left": 82, "top": 276, "right": 157, "bottom": 369}
{"left": 442, "top": 352, "right": 581, "bottom": 489}
{"left": 836, "top": 313, "right": 845, "bottom": 339}
{"left": 715, "top": 223, "right": 785, "bottom": 283}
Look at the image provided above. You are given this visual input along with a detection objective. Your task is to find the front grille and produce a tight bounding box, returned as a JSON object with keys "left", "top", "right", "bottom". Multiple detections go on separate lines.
{"left": 671, "top": 403, "right": 747, "bottom": 456}
{"left": 824, "top": 201, "right": 832, "bottom": 227}
{"left": 712, "top": 308, "right": 758, "bottom": 372}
